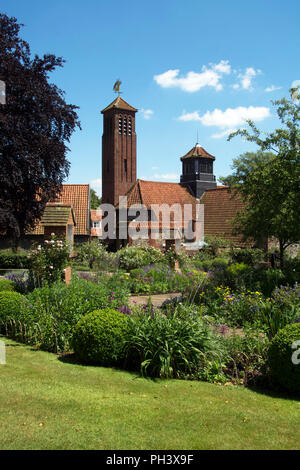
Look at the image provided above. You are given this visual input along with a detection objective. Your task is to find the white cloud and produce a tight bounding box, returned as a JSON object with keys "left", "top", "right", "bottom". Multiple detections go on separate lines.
{"left": 154, "top": 173, "right": 179, "bottom": 180}
{"left": 154, "top": 60, "right": 231, "bottom": 92}
{"left": 178, "top": 105, "right": 270, "bottom": 129}
{"left": 140, "top": 108, "right": 154, "bottom": 119}
{"left": 233, "top": 67, "right": 261, "bottom": 91}
{"left": 265, "top": 85, "right": 282, "bottom": 92}
{"left": 178, "top": 111, "right": 202, "bottom": 122}
{"left": 90, "top": 178, "right": 102, "bottom": 197}
{"left": 211, "top": 128, "right": 237, "bottom": 139}
{"left": 141, "top": 173, "right": 179, "bottom": 181}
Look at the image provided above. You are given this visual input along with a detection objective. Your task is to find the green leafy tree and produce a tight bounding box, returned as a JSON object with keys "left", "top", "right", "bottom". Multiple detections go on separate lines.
{"left": 221, "top": 88, "right": 300, "bottom": 268}
{"left": 90, "top": 189, "right": 102, "bottom": 209}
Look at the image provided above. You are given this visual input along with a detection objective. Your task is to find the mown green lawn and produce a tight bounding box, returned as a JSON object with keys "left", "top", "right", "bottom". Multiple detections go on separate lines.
{"left": 0, "top": 335, "right": 299, "bottom": 450}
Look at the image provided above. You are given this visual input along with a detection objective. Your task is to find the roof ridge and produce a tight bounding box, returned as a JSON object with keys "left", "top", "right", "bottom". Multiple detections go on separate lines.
{"left": 137, "top": 179, "right": 144, "bottom": 205}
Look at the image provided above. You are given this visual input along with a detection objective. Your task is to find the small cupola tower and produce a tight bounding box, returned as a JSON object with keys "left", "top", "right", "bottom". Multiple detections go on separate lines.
{"left": 101, "top": 96, "right": 138, "bottom": 206}
{"left": 180, "top": 142, "right": 217, "bottom": 198}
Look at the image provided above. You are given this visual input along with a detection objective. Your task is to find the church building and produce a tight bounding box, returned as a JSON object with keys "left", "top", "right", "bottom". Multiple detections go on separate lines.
{"left": 0, "top": 94, "right": 247, "bottom": 251}
{"left": 100, "top": 95, "right": 246, "bottom": 251}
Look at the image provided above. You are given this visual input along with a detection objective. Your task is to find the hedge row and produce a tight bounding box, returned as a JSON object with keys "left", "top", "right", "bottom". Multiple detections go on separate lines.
{"left": 0, "top": 252, "right": 29, "bottom": 269}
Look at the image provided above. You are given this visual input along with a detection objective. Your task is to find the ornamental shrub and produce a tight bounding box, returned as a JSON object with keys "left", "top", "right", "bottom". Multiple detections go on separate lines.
{"left": 0, "top": 291, "right": 26, "bottom": 326}
{"left": 118, "top": 245, "right": 164, "bottom": 271}
{"left": 0, "top": 251, "right": 29, "bottom": 269}
{"left": 71, "top": 308, "right": 129, "bottom": 365}
{"left": 123, "top": 310, "right": 220, "bottom": 378}
{"left": 230, "top": 248, "right": 264, "bottom": 266}
{"left": 0, "top": 279, "right": 16, "bottom": 292}
{"left": 268, "top": 323, "right": 300, "bottom": 393}
{"left": 28, "top": 234, "right": 70, "bottom": 287}
{"left": 220, "top": 327, "right": 270, "bottom": 386}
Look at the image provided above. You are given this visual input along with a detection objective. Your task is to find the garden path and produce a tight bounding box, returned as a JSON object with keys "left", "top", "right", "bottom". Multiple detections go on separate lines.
{"left": 129, "top": 292, "right": 182, "bottom": 307}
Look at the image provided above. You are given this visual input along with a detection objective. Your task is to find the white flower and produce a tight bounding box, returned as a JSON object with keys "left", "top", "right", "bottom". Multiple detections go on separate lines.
{"left": 51, "top": 233, "right": 55, "bottom": 236}
{"left": 49, "top": 265, "right": 53, "bottom": 269}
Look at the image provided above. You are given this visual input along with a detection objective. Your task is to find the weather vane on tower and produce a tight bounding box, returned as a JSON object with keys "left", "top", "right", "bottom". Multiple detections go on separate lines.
{"left": 113, "top": 79, "right": 122, "bottom": 95}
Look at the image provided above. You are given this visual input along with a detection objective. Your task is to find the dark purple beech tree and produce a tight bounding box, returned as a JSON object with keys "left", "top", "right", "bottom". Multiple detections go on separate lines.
{"left": 0, "top": 14, "right": 81, "bottom": 249}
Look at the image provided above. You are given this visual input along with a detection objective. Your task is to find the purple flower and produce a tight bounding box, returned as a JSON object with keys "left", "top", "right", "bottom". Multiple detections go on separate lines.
{"left": 118, "top": 305, "right": 132, "bottom": 315}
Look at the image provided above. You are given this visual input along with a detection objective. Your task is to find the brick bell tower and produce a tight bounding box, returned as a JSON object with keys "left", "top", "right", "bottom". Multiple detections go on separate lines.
{"left": 101, "top": 96, "right": 138, "bottom": 206}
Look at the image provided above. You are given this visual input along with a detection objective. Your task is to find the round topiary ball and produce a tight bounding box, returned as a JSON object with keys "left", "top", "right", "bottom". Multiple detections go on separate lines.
{"left": 71, "top": 308, "right": 129, "bottom": 366}
{"left": 0, "top": 290, "right": 26, "bottom": 324}
{"left": 268, "top": 323, "right": 300, "bottom": 393}
{"left": 0, "top": 279, "right": 16, "bottom": 292}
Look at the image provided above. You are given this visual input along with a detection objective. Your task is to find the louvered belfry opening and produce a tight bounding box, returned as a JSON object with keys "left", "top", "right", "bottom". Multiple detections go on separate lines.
{"left": 180, "top": 143, "right": 217, "bottom": 198}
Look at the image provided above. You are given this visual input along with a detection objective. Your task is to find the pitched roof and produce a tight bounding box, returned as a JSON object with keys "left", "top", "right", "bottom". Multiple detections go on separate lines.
{"left": 180, "top": 143, "right": 215, "bottom": 161}
{"left": 125, "top": 179, "right": 197, "bottom": 208}
{"left": 101, "top": 96, "right": 138, "bottom": 113}
{"left": 200, "top": 186, "right": 249, "bottom": 246}
{"left": 40, "top": 204, "right": 76, "bottom": 227}
{"left": 119, "top": 179, "right": 198, "bottom": 230}
{"left": 30, "top": 184, "right": 90, "bottom": 236}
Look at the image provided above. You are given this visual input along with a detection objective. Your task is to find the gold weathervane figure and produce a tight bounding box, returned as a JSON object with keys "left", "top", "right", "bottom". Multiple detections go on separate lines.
{"left": 113, "top": 79, "right": 122, "bottom": 95}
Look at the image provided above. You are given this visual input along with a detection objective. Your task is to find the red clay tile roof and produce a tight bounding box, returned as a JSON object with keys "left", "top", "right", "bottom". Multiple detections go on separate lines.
{"left": 180, "top": 144, "right": 215, "bottom": 161}
{"left": 30, "top": 184, "right": 90, "bottom": 236}
{"left": 120, "top": 179, "right": 198, "bottom": 230}
{"left": 125, "top": 180, "right": 196, "bottom": 208}
{"left": 101, "top": 96, "right": 138, "bottom": 113}
{"left": 200, "top": 186, "right": 249, "bottom": 246}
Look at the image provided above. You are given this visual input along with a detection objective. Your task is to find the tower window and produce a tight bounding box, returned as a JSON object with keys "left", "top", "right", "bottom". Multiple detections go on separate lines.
{"left": 123, "top": 116, "right": 127, "bottom": 135}
{"left": 118, "top": 117, "right": 122, "bottom": 135}
{"left": 128, "top": 117, "right": 132, "bottom": 135}
{"left": 124, "top": 159, "right": 127, "bottom": 178}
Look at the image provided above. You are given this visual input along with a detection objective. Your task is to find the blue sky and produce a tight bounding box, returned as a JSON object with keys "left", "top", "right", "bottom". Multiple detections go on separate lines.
{"left": 1, "top": 0, "right": 300, "bottom": 196}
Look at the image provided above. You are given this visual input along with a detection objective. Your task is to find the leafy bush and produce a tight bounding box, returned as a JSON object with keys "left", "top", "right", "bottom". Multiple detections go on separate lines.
{"left": 0, "top": 251, "right": 29, "bottom": 269}
{"left": 282, "top": 256, "right": 300, "bottom": 286}
{"left": 118, "top": 245, "right": 164, "bottom": 271}
{"left": 28, "top": 234, "right": 70, "bottom": 287}
{"left": 230, "top": 248, "right": 264, "bottom": 266}
{"left": 220, "top": 327, "right": 270, "bottom": 386}
{"left": 128, "top": 264, "right": 188, "bottom": 294}
{"left": 74, "top": 240, "right": 118, "bottom": 271}
{"left": 4, "top": 272, "right": 29, "bottom": 294}
{"left": 124, "top": 310, "right": 220, "bottom": 378}
{"left": 211, "top": 263, "right": 285, "bottom": 296}
{"left": 0, "top": 291, "right": 27, "bottom": 327}
{"left": 1, "top": 277, "right": 129, "bottom": 353}
{"left": 0, "top": 279, "right": 16, "bottom": 292}
{"left": 203, "top": 235, "right": 230, "bottom": 257}
{"left": 72, "top": 308, "right": 129, "bottom": 365}
{"left": 206, "top": 286, "right": 264, "bottom": 327}
{"left": 268, "top": 323, "right": 300, "bottom": 393}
